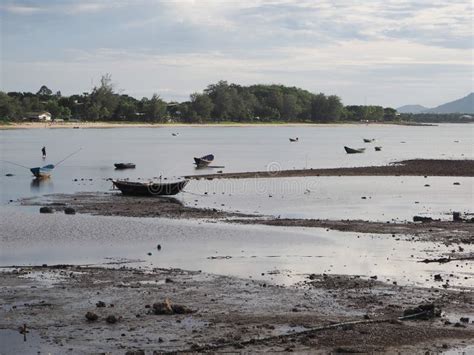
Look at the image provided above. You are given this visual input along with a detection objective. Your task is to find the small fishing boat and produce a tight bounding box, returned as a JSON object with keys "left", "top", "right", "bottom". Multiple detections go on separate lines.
{"left": 289, "top": 137, "right": 299, "bottom": 142}
{"left": 374, "top": 146, "right": 382, "bottom": 151}
{"left": 344, "top": 146, "right": 365, "bottom": 154}
{"left": 114, "top": 163, "right": 136, "bottom": 169}
{"left": 194, "top": 154, "right": 214, "bottom": 168}
{"left": 30, "top": 164, "right": 55, "bottom": 178}
{"left": 112, "top": 179, "right": 188, "bottom": 196}
{"left": 363, "top": 138, "right": 375, "bottom": 143}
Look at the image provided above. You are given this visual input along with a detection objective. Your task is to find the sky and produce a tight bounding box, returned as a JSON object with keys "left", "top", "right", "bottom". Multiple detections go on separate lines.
{"left": 0, "top": 0, "right": 472, "bottom": 108}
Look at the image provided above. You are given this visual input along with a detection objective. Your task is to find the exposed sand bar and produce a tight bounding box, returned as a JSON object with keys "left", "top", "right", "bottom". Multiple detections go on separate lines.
{"left": 186, "top": 159, "right": 474, "bottom": 179}
{"left": 21, "top": 192, "right": 474, "bottom": 244}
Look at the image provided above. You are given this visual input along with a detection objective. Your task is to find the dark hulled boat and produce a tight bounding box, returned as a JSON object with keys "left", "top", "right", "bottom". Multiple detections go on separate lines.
{"left": 194, "top": 154, "right": 214, "bottom": 168}
{"left": 114, "top": 163, "right": 136, "bottom": 169}
{"left": 112, "top": 179, "right": 188, "bottom": 196}
{"left": 344, "top": 146, "right": 365, "bottom": 154}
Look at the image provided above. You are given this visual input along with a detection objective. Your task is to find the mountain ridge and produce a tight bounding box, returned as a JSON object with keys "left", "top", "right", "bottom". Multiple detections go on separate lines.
{"left": 397, "top": 93, "right": 473, "bottom": 114}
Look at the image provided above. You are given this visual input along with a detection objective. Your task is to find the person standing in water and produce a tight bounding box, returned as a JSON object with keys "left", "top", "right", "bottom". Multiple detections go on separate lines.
{"left": 42, "top": 146, "right": 46, "bottom": 159}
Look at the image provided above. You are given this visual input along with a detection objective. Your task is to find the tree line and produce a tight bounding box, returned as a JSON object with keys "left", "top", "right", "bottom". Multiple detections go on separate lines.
{"left": 0, "top": 75, "right": 400, "bottom": 123}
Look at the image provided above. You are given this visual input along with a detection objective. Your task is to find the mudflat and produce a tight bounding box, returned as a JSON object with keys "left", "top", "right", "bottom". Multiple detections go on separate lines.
{"left": 186, "top": 159, "right": 474, "bottom": 179}
{"left": 1, "top": 265, "right": 472, "bottom": 353}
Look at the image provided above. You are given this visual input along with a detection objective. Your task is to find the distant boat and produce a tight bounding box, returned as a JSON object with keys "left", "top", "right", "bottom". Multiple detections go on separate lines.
{"left": 375, "top": 146, "right": 382, "bottom": 151}
{"left": 112, "top": 179, "right": 188, "bottom": 196}
{"left": 344, "top": 146, "right": 365, "bottom": 154}
{"left": 363, "top": 138, "right": 375, "bottom": 143}
{"left": 30, "top": 164, "right": 55, "bottom": 178}
{"left": 289, "top": 137, "right": 299, "bottom": 142}
{"left": 172, "top": 133, "right": 178, "bottom": 136}
{"left": 194, "top": 154, "right": 214, "bottom": 168}
{"left": 114, "top": 163, "right": 136, "bottom": 169}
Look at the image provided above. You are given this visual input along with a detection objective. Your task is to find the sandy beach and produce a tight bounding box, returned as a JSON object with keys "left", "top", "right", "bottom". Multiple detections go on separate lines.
{"left": 0, "top": 121, "right": 435, "bottom": 130}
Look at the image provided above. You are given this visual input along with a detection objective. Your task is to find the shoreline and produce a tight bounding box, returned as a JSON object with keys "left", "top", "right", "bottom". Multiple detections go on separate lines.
{"left": 0, "top": 121, "right": 438, "bottom": 130}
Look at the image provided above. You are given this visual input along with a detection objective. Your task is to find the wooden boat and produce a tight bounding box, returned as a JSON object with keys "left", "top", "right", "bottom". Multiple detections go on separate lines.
{"left": 194, "top": 154, "right": 214, "bottom": 168}
{"left": 374, "top": 146, "right": 382, "bottom": 151}
{"left": 30, "top": 164, "right": 55, "bottom": 178}
{"left": 363, "top": 138, "right": 375, "bottom": 143}
{"left": 344, "top": 146, "right": 365, "bottom": 154}
{"left": 289, "top": 137, "right": 299, "bottom": 142}
{"left": 112, "top": 179, "right": 188, "bottom": 196}
{"left": 114, "top": 163, "right": 136, "bottom": 169}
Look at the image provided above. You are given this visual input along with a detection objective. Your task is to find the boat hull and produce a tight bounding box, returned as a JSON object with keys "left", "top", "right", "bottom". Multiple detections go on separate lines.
{"left": 114, "top": 163, "right": 136, "bottom": 169}
{"left": 113, "top": 180, "right": 188, "bottom": 196}
{"left": 30, "top": 165, "right": 54, "bottom": 178}
{"left": 344, "top": 146, "right": 365, "bottom": 154}
{"left": 194, "top": 157, "right": 212, "bottom": 167}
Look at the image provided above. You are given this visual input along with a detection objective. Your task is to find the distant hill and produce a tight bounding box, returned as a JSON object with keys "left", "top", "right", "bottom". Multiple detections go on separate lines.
{"left": 397, "top": 104, "right": 428, "bottom": 114}
{"left": 397, "top": 93, "right": 474, "bottom": 114}
{"left": 426, "top": 93, "right": 473, "bottom": 114}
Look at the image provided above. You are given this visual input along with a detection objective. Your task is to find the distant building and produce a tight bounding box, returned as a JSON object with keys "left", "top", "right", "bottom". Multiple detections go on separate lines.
{"left": 26, "top": 111, "right": 52, "bottom": 121}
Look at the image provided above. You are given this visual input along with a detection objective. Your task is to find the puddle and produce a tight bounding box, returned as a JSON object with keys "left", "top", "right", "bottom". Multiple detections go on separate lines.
{"left": 185, "top": 176, "right": 473, "bottom": 222}
{"left": 1, "top": 208, "right": 472, "bottom": 290}
{"left": 0, "top": 329, "right": 59, "bottom": 355}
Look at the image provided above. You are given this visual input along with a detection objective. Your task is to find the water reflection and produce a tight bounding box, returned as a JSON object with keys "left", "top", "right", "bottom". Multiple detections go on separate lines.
{"left": 30, "top": 177, "right": 54, "bottom": 193}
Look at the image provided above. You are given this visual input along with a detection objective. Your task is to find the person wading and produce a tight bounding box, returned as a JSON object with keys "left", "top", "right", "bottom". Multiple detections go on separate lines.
{"left": 42, "top": 146, "right": 46, "bottom": 159}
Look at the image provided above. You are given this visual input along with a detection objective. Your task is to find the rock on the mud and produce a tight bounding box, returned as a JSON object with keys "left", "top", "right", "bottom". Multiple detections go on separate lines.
{"left": 105, "top": 315, "right": 118, "bottom": 324}
{"left": 64, "top": 207, "right": 76, "bottom": 215}
{"left": 85, "top": 311, "right": 99, "bottom": 321}
{"left": 96, "top": 301, "right": 106, "bottom": 308}
{"left": 152, "top": 299, "right": 193, "bottom": 315}
{"left": 434, "top": 274, "right": 443, "bottom": 281}
{"left": 125, "top": 351, "right": 145, "bottom": 355}
{"left": 40, "top": 206, "right": 54, "bottom": 214}
{"left": 413, "top": 216, "right": 433, "bottom": 222}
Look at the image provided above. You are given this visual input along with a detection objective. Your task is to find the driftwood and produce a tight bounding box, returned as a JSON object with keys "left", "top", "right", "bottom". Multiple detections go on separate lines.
{"left": 420, "top": 256, "right": 474, "bottom": 263}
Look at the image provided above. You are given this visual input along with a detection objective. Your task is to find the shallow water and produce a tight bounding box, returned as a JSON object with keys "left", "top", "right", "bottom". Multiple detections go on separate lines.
{"left": 1, "top": 207, "right": 472, "bottom": 289}
{"left": 185, "top": 176, "right": 473, "bottom": 221}
{"left": 1, "top": 124, "right": 473, "bottom": 205}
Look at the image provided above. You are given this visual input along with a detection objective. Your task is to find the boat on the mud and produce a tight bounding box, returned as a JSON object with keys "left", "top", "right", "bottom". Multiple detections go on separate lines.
{"left": 363, "top": 138, "right": 375, "bottom": 143}
{"left": 289, "top": 137, "right": 299, "bottom": 142}
{"left": 112, "top": 179, "right": 188, "bottom": 196}
{"left": 194, "top": 154, "right": 214, "bottom": 168}
{"left": 344, "top": 146, "right": 365, "bottom": 154}
{"left": 114, "top": 163, "right": 136, "bottom": 169}
{"left": 30, "top": 164, "right": 55, "bottom": 178}
{"left": 375, "top": 146, "right": 382, "bottom": 151}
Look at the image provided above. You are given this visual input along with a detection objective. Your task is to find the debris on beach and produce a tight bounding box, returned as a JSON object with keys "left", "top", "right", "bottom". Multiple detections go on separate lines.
{"left": 152, "top": 299, "right": 193, "bottom": 315}
{"left": 402, "top": 304, "right": 441, "bottom": 320}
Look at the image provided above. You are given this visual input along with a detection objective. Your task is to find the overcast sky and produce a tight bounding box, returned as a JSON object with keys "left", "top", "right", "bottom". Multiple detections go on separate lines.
{"left": 1, "top": 0, "right": 472, "bottom": 107}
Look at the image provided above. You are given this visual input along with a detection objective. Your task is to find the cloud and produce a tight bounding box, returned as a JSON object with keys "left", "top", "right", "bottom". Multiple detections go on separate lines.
{"left": 1, "top": 1, "right": 126, "bottom": 15}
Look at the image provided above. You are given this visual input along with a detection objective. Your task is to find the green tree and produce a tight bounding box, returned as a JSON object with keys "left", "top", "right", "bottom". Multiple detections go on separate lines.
{"left": 190, "top": 93, "right": 213, "bottom": 120}
{"left": 144, "top": 94, "right": 167, "bottom": 122}
{"left": 36, "top": 85, "right": 52, "bottom": 97}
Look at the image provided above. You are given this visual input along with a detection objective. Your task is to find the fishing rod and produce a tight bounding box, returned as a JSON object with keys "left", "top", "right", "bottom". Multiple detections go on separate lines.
{"left": 55, "top": 148, "right": 82, "bottom": 167}
{"left": 1, "top": 160, "right": 30, "bottom": 170}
